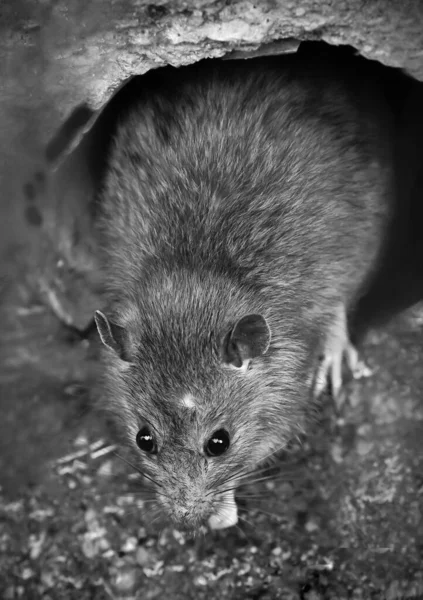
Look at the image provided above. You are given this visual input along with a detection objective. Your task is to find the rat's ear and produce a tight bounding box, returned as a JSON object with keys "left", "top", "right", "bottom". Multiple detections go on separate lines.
{"left": 222, "top": 313, "right": 271, "bottom": 371}
{"left": 94, "top": 310, "right": 132, "bottom": 362}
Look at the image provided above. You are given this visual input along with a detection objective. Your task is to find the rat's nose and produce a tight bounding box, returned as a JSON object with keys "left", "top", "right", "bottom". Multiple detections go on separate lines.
{"left": 169, "top": 495, "right": 212, "bottom": 530}
{"left": 172, "top": 507, "right": 202, "bottom": 531}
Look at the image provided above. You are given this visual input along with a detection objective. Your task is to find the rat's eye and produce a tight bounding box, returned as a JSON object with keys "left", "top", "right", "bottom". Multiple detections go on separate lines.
{"left": 136, "top": 427, "right": 157, "bottom": 454}
{"left": 205, "top": 429, "right": 230, "bottom": 457}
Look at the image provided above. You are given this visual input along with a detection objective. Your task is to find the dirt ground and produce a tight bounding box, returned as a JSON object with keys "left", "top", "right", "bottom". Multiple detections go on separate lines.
{"left": 0, "top": 257, "right": 422, "bottom": 600}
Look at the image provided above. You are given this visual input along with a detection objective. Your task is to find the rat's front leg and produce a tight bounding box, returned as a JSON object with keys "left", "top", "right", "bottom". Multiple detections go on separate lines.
{"left": 313, "top": 303, "right": 364, "bottom": 407}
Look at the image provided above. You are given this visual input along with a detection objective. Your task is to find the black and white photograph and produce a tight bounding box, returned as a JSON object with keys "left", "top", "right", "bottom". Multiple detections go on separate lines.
{"left": 0, "top": 1, "right": 422, "bottom": 598}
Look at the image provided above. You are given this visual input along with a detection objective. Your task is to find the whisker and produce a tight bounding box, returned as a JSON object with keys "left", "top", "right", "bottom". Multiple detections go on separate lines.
{"left": 216, "top": 499, "right": 239, "bottom": 508}
{"left": 213, "top": 451, "right": 300, "bottom": 491}
{"left": 113, "top": 452, "right": 163, "bottom": 489}
{"left": 110, "top": 493, "right": 159, "bottom": 503}
{"left": 241, "top": 506, "right": 284, "bottom": 520}
{"left": 122, "top": 505, "right": 159, "bottom": 521}
{"left": 236, "top": 514, "right": 256, "bottom": 531}
{"left": 237, "top": 471, "right": 301, "bottom": 487}
{"left": 123, "top": 498, "right": 161, "bottom": 513}
{"left": 210, "top": 463, "right": 301, "bottom": 500}
{"left": 213, "top": 466, "right": 246, "bottom": 489}
{"left": 213, "top": 485, "right": 241, "bottom": 496}
{"left": 93, "top": 491, "right": 159, "bottom": 504}
{"left": 233, "top": 494, "right": 272, "bottom": 500}
{"left": 258, "top": 444, "right": 290, "bottom": 464}
{"left": 149, "top": 515, "right": 163, "bottom": 528}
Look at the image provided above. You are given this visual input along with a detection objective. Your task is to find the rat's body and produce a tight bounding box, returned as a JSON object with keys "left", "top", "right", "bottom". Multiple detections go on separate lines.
{"left": 95, "top": 52, "right": 394, "bottom": 530}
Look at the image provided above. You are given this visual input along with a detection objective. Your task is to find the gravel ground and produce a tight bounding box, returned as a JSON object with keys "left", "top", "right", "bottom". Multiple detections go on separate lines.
{"left": 0, "top": 276, "right": 422, "bottom": 600}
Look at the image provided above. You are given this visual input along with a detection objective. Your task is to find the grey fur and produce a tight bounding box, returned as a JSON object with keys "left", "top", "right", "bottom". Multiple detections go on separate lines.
{"left": 95, "top": 53, "right": 394, "bottom": 529}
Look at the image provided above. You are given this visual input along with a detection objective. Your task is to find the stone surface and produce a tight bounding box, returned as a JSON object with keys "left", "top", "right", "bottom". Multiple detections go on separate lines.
{"left": 1, "top": 0, "right": 423, "bottom": 157}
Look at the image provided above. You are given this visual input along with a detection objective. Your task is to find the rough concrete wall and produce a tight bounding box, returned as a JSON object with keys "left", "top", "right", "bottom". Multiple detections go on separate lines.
{"left": 2, "top": 0, "right": 423, "bottom": 147}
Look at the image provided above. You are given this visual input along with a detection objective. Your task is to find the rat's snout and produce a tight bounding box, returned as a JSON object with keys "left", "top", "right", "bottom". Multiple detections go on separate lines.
{"left": 169, "top": 495, "right": 213, "bottom": 530}
{"left": 154, "top": 452, "right": 216, "bottom": 529}
{"left": 160, "top": 479, "right": 214, "bottom": 530}
{"left": 156, "top": 472, "right": 239, "bottom": 531}
{"left": 163, "top": 486, "right": 239, "bottom": 531}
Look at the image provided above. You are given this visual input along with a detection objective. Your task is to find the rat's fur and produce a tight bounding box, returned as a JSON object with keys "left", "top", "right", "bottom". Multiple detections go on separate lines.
{"left": 95, "top": 52, "right": 394, "bottom": 529}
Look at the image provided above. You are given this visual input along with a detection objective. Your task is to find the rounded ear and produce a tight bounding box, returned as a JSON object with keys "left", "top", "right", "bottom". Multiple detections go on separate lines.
{"left": 94, "top": 310, "right": 133, "bottom": 362}
{"left": 222, "top": 313, "right": 271, "bottom": 370}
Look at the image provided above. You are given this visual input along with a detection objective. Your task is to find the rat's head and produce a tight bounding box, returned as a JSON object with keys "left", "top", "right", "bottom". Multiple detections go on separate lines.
{"left": 94, "top": 277, "right": 307, "bottom": 531}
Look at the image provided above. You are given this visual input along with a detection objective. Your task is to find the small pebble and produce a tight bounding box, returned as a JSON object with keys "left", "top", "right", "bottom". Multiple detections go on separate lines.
{"left": 41, "top": 571, "right": 55, "bottom": 588}
{"left": 237, "top": 563, "right": 251, "bottom": 576}
{"left": 121, "top": 536, "right": 138, "bottom": 553}
{"left": 169, "top": 564, "right": 185, "bottom": 572}
{"left": 29, "top": 508, "right": 54, "bottom": 521}
{"left": 99, "top": 537, "right": 110, "bottom": 551}
{"left": 29, "top": 532, "right": 46, "bottom": 560}
{"left": 136, "top": 546, "right": 151, "bottom": 567}
{"left": 158, "top": 530, "right": 170, "bottom": 547}
{"left": 4, "top": 501, "right": 24, "bottom": 513}
{"left": 172, "top": 529, "right": 186, "bottom": 544}
{"left": 103, "top": 506, "right": 124, "bottom": 516}
{"left": 97, "top": 460, "right": 113, "bottom": 477}
{"left": 81, "top": 538, "right": 99, "bottom": 558}
{"left": 143, "top": 561, "right": 164, "bottom": 578}
{"left": 21, "top": 567, "right": 34, "bottom": 580}
{"left": 330, "top": 442, "right": 344, "bottom": 464}
{"left": 271, "top": 546, "right": 282, "bottom": 556}
{"left": 357, "top": 424, "right": 372, "bottom": 437}
{"left": 84, "top": 508, "right": 98, "bottom": 527}
{"left": 113, "top": 568, "right": 137, "bottom": 592}
{"left": 305, "top": 519, "right": 319, "bottom": 533}
{"left": 84, "top": 528, "right": 109, "bottom": 556}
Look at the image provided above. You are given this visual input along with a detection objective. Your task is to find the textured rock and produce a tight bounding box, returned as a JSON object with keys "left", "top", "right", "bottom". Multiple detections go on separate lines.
{"left": 2, "top": 0, "right": 423, "bottom": 148}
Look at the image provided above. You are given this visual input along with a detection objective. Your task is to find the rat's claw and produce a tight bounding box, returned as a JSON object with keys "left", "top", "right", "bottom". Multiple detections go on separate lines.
{"left": 313, "top": 303, "right": 362, "bottom": 408}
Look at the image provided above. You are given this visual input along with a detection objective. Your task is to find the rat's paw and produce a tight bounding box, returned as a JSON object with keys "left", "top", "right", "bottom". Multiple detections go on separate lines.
{"left": 313, "top": 303, "right": 370, "bottom": 409}
{"left": 314, "top": 339, "right": 359, "bottom": 408}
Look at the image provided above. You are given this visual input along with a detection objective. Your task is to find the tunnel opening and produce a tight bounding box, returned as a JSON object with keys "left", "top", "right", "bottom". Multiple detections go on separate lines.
{"left": 19, "top": 40, "right": 423, "bottom": 338}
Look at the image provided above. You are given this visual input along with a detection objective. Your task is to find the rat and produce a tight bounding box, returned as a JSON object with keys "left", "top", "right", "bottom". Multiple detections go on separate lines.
{"left": 93, "top": 51, "right": 395, "bottom": 531}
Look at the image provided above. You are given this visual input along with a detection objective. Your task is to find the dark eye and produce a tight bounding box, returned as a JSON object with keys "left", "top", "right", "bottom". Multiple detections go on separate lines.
{"left": 136, "top": 427, "right": 157, "bottom": 454}
{"left": 205, "top": 429, "right": 230, "bottom": 457}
